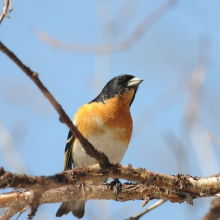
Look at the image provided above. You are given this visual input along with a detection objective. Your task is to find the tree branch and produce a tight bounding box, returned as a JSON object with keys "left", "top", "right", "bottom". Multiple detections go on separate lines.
{"left": 201, "top": 197, "right": 220, "bottom": 220}
{"left": 0, "top": 41, "right": 110, "bottom": 169}
{"left": 0, "top": 205, "right": 25, "bottom": 220}
{"left": 0, "top": 0, "right": 12, "bottom": 25}
{"left": 0, "top": 183, "right": 184, "bottom": 219}
{"left": 0, "top": 166, "right": 220, "bottom": 199}
{"left": 0, "top": 183, "right": 186, "bottom": 209}
{"left": 37, "top": 0, "right": 176, "bottom": 54}
{"left": 1, "top": 169, "right": 220, "bottom": 220}
{"left": 125, "top": 200, "right": 166, "bottom": 220}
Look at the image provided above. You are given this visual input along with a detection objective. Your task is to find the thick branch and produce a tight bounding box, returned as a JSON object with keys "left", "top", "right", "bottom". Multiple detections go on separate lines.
{"left": 0, "top": 183, "right": 187, "bottom": 210}
{"left": 0, "top": 41, "right": 110, "bottom": 168}
{"left": 0, "top": 165, "right": 220, "bottom": 198}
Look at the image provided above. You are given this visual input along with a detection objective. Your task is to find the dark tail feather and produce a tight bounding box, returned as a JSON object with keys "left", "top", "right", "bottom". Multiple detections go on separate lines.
{"left": 56, "top": 201, "right": 85, "bottom": 219}
{"left": 56, "top": 202, "right": 72, "bottom": 217}
{"left": 71, "top": 200, "right": 85, "bottom": 218}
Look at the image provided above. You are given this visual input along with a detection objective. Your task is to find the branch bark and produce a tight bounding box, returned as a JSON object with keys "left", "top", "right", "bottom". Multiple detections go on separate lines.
{"left": 0, "top": 183, "right": 185, "bottom": 209}
{"left": 0, "top": 183, "right": 184, "bottom": 220}
{"left": 0, "top": 166, "right": 220, "bottom": 199}
{"left": 0, "top": 205, "right": 25, "bottom": 220}
{"left": 0, "top": 0, "right": 12, "bottom": 25}
{"left": 0, "top": 41, "right": 110, "bottom": 169}
{"left": 1, "top": 166, "right": 220, "bottom": 220}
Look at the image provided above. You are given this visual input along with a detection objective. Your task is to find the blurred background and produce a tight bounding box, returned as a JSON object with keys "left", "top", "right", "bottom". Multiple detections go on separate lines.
{"left": 1, "top": 0, "right": 220, "bottom": 219}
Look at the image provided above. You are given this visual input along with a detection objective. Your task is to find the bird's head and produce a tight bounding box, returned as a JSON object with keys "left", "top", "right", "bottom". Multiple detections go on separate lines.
{"left": 93, "top": 74, "right": 143, "bottom": 106}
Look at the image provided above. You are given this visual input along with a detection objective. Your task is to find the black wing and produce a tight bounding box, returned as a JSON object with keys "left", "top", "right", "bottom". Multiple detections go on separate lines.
{"left": 63, "top": 130, "right": 75, "bottom": 170}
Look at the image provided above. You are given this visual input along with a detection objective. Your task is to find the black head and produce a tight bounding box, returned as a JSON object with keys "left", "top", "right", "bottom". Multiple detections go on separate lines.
{"left": 91, "top": 74, "right": 143, "bottom": 106}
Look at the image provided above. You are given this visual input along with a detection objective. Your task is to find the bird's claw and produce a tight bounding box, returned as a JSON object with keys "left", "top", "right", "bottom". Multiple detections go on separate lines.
{"left": 106, "top": 178, "right": 122, "bottom": 200}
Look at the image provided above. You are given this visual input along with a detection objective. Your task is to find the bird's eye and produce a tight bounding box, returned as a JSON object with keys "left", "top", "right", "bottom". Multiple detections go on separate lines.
{"left": 118, "top": 77, "right": 124, "bottom": 82}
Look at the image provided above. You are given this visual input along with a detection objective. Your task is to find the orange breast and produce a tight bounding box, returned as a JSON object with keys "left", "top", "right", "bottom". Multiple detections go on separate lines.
{"left": 73, "top": 89, "right": 134, "bottom": 145}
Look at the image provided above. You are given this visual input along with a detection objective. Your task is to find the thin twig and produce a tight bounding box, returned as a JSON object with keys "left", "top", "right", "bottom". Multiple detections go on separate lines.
{"left": 125, "top": 200, "right": 166, "bottom": 220}
{"left": 37, "top": 0, "right": 177, "bottom": 54}
{"left": 0, "top": 41, "right": 110, "bottom": 169}
{"left": 8, "top": 0, "right": 12, "bottom": 12}
{"left": 207, "top": 132, "right": 220, "bottom": 147}
{"left": 185, "top": 37, "right": 210, "bottom": 128}
{"left": 185, "top": 37, "right": 219, "bottom": 177}
{"left": 0, "top": 0, "right": 11, "bottom": 25}
{"left": 15, "top": 206, "right": 29, "bottom": 220}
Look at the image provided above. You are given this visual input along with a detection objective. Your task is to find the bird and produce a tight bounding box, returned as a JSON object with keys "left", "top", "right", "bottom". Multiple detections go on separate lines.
{"left": 56, "top": 74, "right": 143, "bottom": 219}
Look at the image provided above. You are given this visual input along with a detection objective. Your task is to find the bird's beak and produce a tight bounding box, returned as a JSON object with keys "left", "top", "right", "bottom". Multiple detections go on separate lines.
{"left": 127, "top": 77, "right": 143, "bottom": 87}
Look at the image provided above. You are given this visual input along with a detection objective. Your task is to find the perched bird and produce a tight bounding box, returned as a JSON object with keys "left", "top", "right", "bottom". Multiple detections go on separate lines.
{"left": 56, "top": 74, "right": 143, "bottom": 219}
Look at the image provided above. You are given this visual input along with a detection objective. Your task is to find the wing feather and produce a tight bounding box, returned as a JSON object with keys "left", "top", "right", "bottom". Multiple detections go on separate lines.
{"left": 64, "top": 130, "right": 75, "bottom": 170}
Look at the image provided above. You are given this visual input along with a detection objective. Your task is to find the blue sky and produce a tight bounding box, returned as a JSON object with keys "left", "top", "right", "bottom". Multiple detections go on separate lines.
{"left": 1, "top": 0, "right": 220, "bottom": 219}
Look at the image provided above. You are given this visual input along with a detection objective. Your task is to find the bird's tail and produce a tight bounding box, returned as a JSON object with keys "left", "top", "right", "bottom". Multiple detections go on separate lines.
{"left": 56, "top": 201, "right": 85, "bottom": 219}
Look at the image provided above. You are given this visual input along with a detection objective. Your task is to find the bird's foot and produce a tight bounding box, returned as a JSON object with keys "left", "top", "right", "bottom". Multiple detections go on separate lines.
{"left": 106, "top": 178, "right": 122, "bottom": 200}
{"left": 78, "top": 181, "right": 91, "bottom": 201}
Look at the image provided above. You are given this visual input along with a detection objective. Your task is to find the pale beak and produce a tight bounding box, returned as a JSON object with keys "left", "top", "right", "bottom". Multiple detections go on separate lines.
{"left": 127, "top": 77, "right": 143, "bottom": 87}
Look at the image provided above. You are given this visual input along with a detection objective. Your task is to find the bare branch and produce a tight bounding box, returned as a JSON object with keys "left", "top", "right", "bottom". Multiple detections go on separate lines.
{"left": 0, "top": 165, "right": 220, "bottom": 198}
{"left": 0, "top": 41, "right": 110, "bottom": 169}
{"left": 0, "top": 184, "right": 187, "bottom": 210}
{"left": 207, "top": 132, "right": 220, "bottom": 147}
{"left": 15, "top": 206, "right": 29, "bottom": 220}
{"left": 184, "top": 37, "right": 219, "bottom": 177}
{"left": 185, "top": 37, "right": 210, "bottom": 128}
{"left": 0, "top": 0, "right": 12, "bottom": 25}
{"left": 201, "top": 197, "right": 220, "bottom": 220}
{"left": 8, "top": 0, "right": 12, "bottom": 12}
{"left": 125, "top": 200, "right": 166, "bottom": 220}
{"left": 37, "top": 0, "right": 176, "bottom": 54}
{"left": 0, "top": 205, "right": 25, "bottom": 220}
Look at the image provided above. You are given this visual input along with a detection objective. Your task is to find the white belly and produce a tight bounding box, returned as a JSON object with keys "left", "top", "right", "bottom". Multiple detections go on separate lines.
{"left": 72, "top": 127, "right": 128, "bottom": 168}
